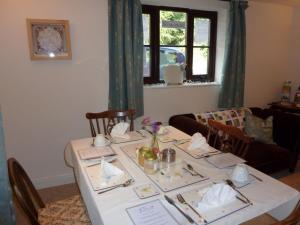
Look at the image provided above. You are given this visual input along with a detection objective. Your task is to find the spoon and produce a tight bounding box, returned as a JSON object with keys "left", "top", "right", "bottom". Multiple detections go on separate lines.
{"left": 177, "top": 194, "right": 207, "bottom": 223}
{"left": 187, "top": 164, "right": 204, "bottom": 178}
{"left": 97, "top": 179, "right": 133, "bottom": 194}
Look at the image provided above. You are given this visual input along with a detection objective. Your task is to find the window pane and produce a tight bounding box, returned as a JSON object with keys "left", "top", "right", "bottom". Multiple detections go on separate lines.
{"left": 143, "top": 14, "right": 150, "bottom": 45}
{"left": 193, "top": 18, "right": 210, "bottom": 46}
{"left": 160, "top": 11, "right": 187, "bottom": 45}
{"left": 159, "top": 47, "right": 186, "bottom": 80}
{"left": 193, "top": 48, "right": 208, "bottom": 75}
{"left": 143, "top": 47, "right": 151, "bottom": 77}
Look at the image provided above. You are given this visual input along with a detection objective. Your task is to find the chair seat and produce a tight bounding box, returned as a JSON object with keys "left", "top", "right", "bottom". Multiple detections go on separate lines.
{"left": 38, "top": 195, "right": 91, "bottom": 225}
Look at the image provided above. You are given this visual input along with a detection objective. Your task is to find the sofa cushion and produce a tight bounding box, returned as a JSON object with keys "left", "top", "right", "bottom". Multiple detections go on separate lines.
{"left": 245, "top": 141, "right": 290, "bottom": 174}
{"left": 245, "top": 112, "right": 275, "bottom": 144}
{"left": 251, "top": 107, "right": 300, "bottom": 151}
{"left": 194, "top": 108, "right": 251, "bottom": 129}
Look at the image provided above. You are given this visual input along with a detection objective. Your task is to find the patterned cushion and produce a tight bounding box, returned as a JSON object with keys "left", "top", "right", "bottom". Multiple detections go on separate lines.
{"left": 38, "top": 195, "right": 91, "bottom": 225}
{"left": 194, "top": 108, "right": 251, "bottom": 129}
{"left": 244, "top": 112, "right": 275, "bottom": 144}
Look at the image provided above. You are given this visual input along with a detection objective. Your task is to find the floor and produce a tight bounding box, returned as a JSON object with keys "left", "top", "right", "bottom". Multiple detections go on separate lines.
{"left": 15, "top": 162, "right": 300, "bottom": 225}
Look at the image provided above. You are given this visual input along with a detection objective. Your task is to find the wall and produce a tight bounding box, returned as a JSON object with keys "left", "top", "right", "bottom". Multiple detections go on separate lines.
{"left": 142, "top": 0, "right": 228, "bottom": 124}
{"left": 0, "top": 0, "right": 299, "bottom": 188}
{"left": 244, "top": 1, "right": 293, "bottom": 107}
{"left": 0, "top": 0, "right": 109, "bottom": 187}
{"left": 288, "top": 7, "right": 300, "bottom": 97}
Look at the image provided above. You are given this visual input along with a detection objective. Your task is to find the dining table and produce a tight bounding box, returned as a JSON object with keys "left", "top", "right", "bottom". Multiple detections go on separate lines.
{"left": 64, "top": 126, "right": 300, "bottom": 225}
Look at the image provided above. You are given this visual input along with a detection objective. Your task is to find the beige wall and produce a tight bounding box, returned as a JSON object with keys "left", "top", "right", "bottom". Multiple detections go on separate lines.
{"left": 0, "top": 0, "right": 109, "bottom": 187}
{"left": 0, "top": 0, "right": 299, "bottom": 188}
{"left": 245, "top": 1, "right": 293, "bottom": 107}
{"left": 142, "top": 0, "right": 228, "bottom": 124}
{"left": 288, "top": 7, "right": 300, "bottom": 97}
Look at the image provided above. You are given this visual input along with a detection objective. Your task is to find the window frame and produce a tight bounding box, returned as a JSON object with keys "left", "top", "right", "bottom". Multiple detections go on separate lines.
{"left": 142, "top": 5, "right": 218, "bottom": 84}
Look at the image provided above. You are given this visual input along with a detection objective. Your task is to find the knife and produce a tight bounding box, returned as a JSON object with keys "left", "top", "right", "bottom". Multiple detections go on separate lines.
{"left": 164, "top": 195, "right": 195, "bottom": 224}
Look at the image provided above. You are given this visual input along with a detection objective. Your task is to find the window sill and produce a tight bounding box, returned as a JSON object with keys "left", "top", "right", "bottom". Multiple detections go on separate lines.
{"left": 144, "top": 82, "right": 220, "bottom": 89}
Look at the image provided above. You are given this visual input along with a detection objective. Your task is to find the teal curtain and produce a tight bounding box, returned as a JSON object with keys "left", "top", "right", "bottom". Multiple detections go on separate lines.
{"left": 108, "top": 0, "right": 144, "bottom": 117}
{"left": 0, "top": 108, "right": 16, "bottom": 225}
{"left": 218, "top": 0, "right": 248, "bottom": 109}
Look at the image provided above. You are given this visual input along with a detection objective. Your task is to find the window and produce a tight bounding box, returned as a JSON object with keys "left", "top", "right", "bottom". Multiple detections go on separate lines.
{"left": 142, "top": 5, "right": 217, "bottom": 84}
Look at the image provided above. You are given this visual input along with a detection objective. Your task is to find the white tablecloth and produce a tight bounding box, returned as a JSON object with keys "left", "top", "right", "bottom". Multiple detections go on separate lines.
{"left": 65, "top": 126, "right": 299, "bottom": 225}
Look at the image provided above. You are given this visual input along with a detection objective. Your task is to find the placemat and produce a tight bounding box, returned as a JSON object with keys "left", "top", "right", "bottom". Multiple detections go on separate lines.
{"left": 110, "top": 131, "right": 144, "bottom": 144}
{"left": 85, "top": 160, "right": 132, "bottom": 191}
{"left": 174, "top": 141, "right": 220, "bottom": 159}
{"left": 121, "top": 142, "right": 209, "bottom": 192}
{"left": 168, "top": 182, "right": 251, "bottom": 224}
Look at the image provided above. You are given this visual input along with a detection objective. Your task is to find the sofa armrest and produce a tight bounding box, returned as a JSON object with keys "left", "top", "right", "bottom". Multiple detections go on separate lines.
{"left": 169, "top": 115, "right": 208, "bottom": 136}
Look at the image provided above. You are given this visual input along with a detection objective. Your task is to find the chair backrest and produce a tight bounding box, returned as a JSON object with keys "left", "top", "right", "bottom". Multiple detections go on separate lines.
{"left": 85, "top": 109, "right": 136, "bottom": 137}
{"left": 207, "top": 119, "right": 253, "bottom": 158}
{"left": 8, "top": 158, "right": 44, "bottom": 225}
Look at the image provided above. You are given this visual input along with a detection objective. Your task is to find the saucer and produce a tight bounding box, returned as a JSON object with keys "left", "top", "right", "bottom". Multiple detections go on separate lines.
{"left": 94, "top": 139, "right": 110, "bottom": 147}
{"left": 133, "top": 183, "right": 160, "bottom": 199}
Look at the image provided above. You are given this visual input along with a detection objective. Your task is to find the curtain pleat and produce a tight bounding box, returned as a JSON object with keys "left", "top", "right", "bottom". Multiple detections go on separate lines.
{"left": 218, "top": 0, "right": 248, "bottom": 109}
{"left": 108, "top": 0, "right": 144, "bottom": 117}
{"left": 0, "top": 107, "right": 16, "bottom": 225}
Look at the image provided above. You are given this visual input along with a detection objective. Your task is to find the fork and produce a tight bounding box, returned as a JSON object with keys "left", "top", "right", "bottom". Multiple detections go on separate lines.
{"left": 177, "top": 194, "right": 207, "bottom": 223}
{"left": 97, "top": 179, "right": 133, "bottom": 194}
{"left": 225, "top": 179, "right": 252, "bottom": 205}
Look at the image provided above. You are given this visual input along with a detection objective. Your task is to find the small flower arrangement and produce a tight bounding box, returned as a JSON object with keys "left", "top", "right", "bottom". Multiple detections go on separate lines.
{"left": 141, "top": 117, "right": 161, "bottom": 135}
{"left": 141, "top": 117, "right": 162, "bottom": 156}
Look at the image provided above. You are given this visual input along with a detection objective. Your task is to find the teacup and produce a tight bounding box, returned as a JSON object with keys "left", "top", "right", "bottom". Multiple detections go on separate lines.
{"left": 231, "top": 164, "right": 249, "bottom": 183}
{"left": 94, "top": 134, "right": 107, "bottom": 147}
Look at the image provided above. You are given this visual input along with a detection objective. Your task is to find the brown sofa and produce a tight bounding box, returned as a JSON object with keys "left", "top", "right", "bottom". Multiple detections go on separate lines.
{"left": 169, "top": 107, "right": 300, "bottom": 174}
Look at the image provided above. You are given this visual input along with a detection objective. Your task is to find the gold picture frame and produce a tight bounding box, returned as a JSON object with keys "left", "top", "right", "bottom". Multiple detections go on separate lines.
{"left": 27, "top": 19, "right": 72, "bottom": 60}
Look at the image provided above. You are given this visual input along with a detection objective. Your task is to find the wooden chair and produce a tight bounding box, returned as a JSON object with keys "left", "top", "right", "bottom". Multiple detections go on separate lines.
{"left": 8, "top": 158, "right": 91, "bottom": 225}
{"left": 207, "top": 119, "right": 253, "bottom": 159}
{"left": 85, "top": 109, "right": 135, "bottom": 137}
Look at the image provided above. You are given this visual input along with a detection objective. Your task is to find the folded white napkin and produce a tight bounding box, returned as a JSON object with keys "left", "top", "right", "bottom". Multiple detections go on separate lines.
{"left": 111, "top": 122, "right": 130, "bottom": 139}
{"left": 197, "top": 183, "right": 236, "bottom": 211}
{"left": 100, "top": 159, "right": 124, "bottom": 186}
{"left": 188, "top": 132, "right": 209, "bottom": 150}
{"left": 157, "top": 126, "right": 169, "bottom": 135}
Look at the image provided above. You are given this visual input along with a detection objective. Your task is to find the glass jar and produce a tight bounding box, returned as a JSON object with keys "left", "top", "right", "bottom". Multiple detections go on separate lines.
{"left": 144, "top": 157, "right": 158, "bottom": 174}
{"left": 151, "top": 134, "right": 160, "bottom": 159}
{"left": 137, "top": 147, "right": 151, "bottom": 166}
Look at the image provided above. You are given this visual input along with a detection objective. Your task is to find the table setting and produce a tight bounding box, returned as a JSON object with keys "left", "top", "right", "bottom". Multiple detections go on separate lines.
{"left": 64, "top": 120, "right": 300, "bottom": 225}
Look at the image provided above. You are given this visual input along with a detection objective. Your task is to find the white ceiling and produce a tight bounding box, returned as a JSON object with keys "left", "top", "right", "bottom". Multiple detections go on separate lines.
{"left": 251, "top": 0, "right": 300, "bottom": 7}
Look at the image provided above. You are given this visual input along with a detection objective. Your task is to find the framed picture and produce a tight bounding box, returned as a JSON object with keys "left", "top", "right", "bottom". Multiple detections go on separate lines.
{"left": 26, "top": 19, "right": 72, "bottom": 60}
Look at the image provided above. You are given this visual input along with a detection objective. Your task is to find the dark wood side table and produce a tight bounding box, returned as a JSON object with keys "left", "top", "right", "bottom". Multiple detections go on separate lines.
{"left": 269, "top": 102, "right": 300, "bottom": 114}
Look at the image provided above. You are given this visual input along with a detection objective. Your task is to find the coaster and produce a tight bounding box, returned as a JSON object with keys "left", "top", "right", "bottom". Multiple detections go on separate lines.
{"left": 133, "top": 183, "right": 160, "bottom": 199}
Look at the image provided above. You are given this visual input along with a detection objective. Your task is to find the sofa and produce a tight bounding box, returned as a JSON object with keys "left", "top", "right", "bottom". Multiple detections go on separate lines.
{"left": 169, "top": 107, "right": 300, "bottom": 174}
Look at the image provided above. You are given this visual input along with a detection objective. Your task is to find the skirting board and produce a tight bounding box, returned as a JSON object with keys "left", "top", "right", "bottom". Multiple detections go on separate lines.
{"left": 32, "top": 172, "right": 75, "bottom": 189}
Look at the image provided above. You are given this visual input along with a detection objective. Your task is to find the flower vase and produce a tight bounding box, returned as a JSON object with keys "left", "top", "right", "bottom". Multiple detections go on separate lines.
{"left": 151, "top": 134, "right": 160, "bottom": 159}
